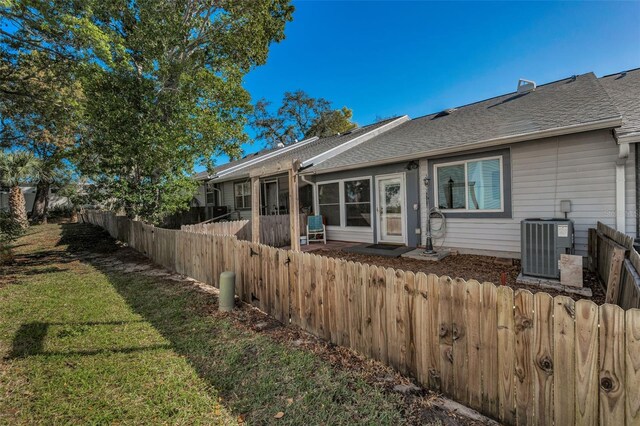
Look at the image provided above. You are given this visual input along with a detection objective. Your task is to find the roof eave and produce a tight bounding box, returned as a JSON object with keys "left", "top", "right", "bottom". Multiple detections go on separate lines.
{"left": 303, "top": 115, "right": 623, "bottom": 175}
{"left": 617, "top": 131, "right": 640, "bottom": 144}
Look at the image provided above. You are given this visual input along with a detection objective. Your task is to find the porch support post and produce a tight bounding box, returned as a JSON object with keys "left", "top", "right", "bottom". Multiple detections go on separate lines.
{"left": 251, "top": 176, "right": 260, "bottom": 243}
{"left": 289, "top": 160, "right": 301, "bottom": 251}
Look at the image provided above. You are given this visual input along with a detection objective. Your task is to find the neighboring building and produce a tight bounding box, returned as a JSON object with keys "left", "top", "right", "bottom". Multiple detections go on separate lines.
{"left": 194, "top": 116, "right": 409, "bottom": 220}
{"left": 0, "top": 186, "right": 70, "bottom": 213}
{"left": 196, "top": 68, "right": 640, "bottom": 259}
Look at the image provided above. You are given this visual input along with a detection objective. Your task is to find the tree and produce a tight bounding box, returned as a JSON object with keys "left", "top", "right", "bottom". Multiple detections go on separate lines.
{"left": 305, "top": 107, "right": 357, "bottom": 138}
{"left": 0, "top": 210, "right": 24, "bottom": 263}
{"left": 0, "top": 150, "right": 39, "bottom": 229}
{"left": 56, "top": 175, "right": 90, "bottom": 223}
{"left": 2, "top": 0, "right": 294, "bottom": 223}
{"left": 0, "top": 51, "right": 84, "bottom": 224}
{"left": 251, "top": 90, "right": 356, "bottom": 147}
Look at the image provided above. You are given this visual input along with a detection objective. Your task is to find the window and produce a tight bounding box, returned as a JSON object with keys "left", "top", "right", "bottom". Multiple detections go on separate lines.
{"left": 318, "top": 182, "right": 340, "bottom": 226}
{"left": 205, "top": 182, "right": 218, "bottom": 205}
{"left": 234, "top": 181, "right": 251, "bottom": 209}
{"left": 435, "top": 156, "right": 503, "bottom": 212}
{"left": 317, "top": 178, "right": 373, "bottom": 228}
{"left": 344, "top": 179, "right": 371, "bottom": 227}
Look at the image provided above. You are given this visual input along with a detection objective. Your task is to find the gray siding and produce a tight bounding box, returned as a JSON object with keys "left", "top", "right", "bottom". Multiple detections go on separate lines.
{"left": 419, "top": 129, "right": 636, "bottom": 257}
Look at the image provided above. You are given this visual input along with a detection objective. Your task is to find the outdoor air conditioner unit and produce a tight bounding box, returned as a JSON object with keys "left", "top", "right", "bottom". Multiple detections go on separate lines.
{"left": 521, "top": 218, "right": 574, "bottom": 280}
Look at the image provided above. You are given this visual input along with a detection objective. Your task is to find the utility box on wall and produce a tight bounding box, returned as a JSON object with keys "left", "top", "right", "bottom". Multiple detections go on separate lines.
{"left": 521, "top": 218, "right": 574, "bottom": 280}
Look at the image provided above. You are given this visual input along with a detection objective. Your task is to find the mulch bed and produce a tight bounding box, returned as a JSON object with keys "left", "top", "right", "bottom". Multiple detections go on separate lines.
{"left": 313, "top": 249, "right": 606, "bottom": 304}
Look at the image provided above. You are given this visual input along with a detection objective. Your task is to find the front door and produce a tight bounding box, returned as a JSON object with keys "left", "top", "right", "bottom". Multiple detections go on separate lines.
{"left": 376, "top": 174, "right": 405, "bottom": 244}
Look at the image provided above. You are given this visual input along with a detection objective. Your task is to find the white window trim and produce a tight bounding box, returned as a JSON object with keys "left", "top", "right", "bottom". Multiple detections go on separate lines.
{"left": 234, "top": 181, "right": 251, "bottom": 210}
{"left": 315, "top": 176, "right": 373, "bottom": 229}
{"left": 434, "top": 155, "right": 504, "bottom": 213}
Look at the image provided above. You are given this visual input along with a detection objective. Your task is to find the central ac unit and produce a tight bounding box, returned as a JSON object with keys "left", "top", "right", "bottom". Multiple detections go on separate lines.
{"left": 521, "top": 218, "right": 574, "bottom": 280}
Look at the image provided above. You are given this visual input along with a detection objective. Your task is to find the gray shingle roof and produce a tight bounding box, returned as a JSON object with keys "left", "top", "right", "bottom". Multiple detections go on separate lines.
{"left": 193, "top": 145, "right": 288, "bottom": 180}
{"left": 307, "top": 72, "right": 621, "bottom": 173}
{"left": 600, "top": 68, "right": 640, "bottom": 140}
{"left": 211, "top": 117, "right": 401, "bottom": 182}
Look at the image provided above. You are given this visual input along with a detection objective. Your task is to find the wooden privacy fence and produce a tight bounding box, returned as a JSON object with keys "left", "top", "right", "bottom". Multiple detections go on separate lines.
{"left": 590, "top": 222, "right": 640, "bottom": 309}
{"left": 180, "top": 214, "right": 307, "bottom": 247}
{"left": 83, "top": 210, "right": 640, "bottom": 426}
{"left": 182, "top": 220, "right": 251, "bottom": 240}
{"left": 259, "top": 213, "right": 307, "bottom": 247}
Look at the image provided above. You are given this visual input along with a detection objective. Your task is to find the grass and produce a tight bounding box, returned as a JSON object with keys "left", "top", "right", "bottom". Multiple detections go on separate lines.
{"left": 0, "top": 223, "right": 404, "bottom": 425}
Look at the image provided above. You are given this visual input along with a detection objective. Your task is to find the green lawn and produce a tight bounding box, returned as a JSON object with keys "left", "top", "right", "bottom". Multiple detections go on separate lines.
{"left": 0, "top": 224, "right": 404, "bottom": 425}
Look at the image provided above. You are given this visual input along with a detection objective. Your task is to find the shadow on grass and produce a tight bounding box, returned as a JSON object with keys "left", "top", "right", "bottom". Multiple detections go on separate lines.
{"left": 51, "top": 222, "right": 406, "bottom": 424}
{"left": 6, "top": 320, "right": 170, "bottom": 360}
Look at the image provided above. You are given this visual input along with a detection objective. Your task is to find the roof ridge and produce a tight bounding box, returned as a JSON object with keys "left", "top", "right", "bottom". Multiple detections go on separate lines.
{"left": 410, "top": 72, "right": 594, "bottom": 121}
{"left": 599, "top": 67, "right": 640, "bottom": 79}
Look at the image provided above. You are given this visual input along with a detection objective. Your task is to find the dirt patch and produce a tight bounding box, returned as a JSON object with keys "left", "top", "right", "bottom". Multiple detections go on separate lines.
{"left": 313, "top": 249, "right": 605, "bottom": 304}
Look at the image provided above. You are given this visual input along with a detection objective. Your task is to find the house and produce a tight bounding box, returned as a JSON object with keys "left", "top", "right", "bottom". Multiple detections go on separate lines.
{"left": 197, "top": 68, "right": 640, "bottom": 259}
{"left": 0, "top": 186, "right": 70, "bottom": 213}
{"left": 194, "top": 116, "right": 409, "bottom": 220}
{"left": 299, "top": 69, "right": 640, "bottom": 257}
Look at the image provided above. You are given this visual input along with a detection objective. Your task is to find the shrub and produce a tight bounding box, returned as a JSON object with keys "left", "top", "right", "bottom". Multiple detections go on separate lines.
{"left": 0, "top": 211, "right": 24, "bottom": 262}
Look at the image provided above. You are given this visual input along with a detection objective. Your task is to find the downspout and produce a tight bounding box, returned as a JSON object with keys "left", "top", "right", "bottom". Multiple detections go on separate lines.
{"left": 616, "top": 141, "right": 630, "bottom": 232}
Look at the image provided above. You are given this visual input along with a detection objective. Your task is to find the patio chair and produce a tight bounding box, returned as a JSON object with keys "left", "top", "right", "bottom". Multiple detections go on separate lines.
{"left": 306, "top": 215, "right": 326, "bottom": 245}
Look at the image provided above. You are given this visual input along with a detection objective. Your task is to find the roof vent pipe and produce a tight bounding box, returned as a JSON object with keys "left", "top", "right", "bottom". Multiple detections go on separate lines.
{"left": 517, "top": 79, "right": 536, "bottom": 94}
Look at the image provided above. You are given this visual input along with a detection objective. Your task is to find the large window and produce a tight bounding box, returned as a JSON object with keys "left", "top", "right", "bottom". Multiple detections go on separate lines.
{"left": 318, "top": 182, "right": 340, "bottom": 226}
{"left": 344, "top": 179, "right": 371, "bottom": 227}
{"left": 435, "top": 156, "right": 503, "bottom": 212}
{"left": 234, "top": 181, "right": 251, "bottom": 210}
{"left": 317, "top": 178, "right": 372, "bottom": 228}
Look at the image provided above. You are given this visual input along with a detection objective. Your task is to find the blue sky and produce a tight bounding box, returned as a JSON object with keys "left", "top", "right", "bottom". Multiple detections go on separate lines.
{"left": 219, "top": 0, "right": 640, "bottom": 164}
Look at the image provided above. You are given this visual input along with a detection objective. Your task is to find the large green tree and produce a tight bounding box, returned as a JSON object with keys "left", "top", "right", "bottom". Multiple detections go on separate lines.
{"left": 2, "top": 0, "right": 293, "bottom": 223}
{"left": 251, "top": 90, "right": 357, "bottom": 147}
{"left": 0, "top": 51, "right": 83, "bottom": 224}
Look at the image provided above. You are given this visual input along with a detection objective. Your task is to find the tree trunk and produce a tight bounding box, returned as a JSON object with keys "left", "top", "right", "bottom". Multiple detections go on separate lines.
{"left": 30, "top": 180, "right": 51, "bottom": 225}
{"left": 8, "top": 186, "right": 29, "bottom": 229}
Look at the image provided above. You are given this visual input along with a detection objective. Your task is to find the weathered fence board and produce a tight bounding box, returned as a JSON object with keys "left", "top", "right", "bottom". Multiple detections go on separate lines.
{"left": 514, "top": 290, "right": 534, "bottom": 426}
{"left": 497, "top": 285, "right": 515, "bottom": 424}
{"left": 452, "top": 279, "right": 468, "bottom": 403}
{"left": 626, "top": 309, "right": 640, "bottom": 424}
{"left": 464, "top": 280, "right": 481, "bottom": 411}
{"left": 553, "top": 296, "right": 576, "bottom": 426}
{"left": 532, "top": 292, "right": 554, "bottom": 426}
{"left": 599, "top": 303, "right": 626, "bottom": 425}
{"left": 84, "top": 210, "right": 640, "bottom": 426}
{"left": 480, "top": 282, "right": 498, "bottom": 418}
{"left": 575, "top": 299, "right": 599, "bottom": 425}
{"left": 592, "top": 222, "right": 640, "bottom": 309}
{"left": 438, "top": 276, "right": 454, "bottom": 397}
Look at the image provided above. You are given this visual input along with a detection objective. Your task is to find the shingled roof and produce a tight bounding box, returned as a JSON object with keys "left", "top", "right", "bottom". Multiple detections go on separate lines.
{"left": 305, "top": 72, "right": 623, "bottom": 173}
{"left": 193, "top": 144, "right": 290, "bottom": 181}
{"left": 600, "top": 68, "right": 640, "bottom": 142}
{"left": 207, "top": 116, "right": 406, "bottom": 182}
